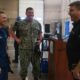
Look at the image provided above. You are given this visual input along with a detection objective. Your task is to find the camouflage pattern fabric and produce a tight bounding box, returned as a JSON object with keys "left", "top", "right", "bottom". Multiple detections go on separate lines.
{"left": 13, "top": 19, "right": 41, "bottom": 79}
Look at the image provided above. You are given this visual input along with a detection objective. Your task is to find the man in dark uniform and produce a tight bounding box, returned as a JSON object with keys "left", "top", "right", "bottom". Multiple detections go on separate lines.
{"left": 12, "top": 16, "right": 21, "bottom": 63}
{"left": 0, "top": 11, "right": 14, "bottom": 80}
{"left": 67, "top": 1, "right": 80, "bottom": 80}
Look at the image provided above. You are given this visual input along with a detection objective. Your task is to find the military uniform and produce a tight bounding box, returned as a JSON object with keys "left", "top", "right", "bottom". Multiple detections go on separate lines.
{"left": 13, "top": 19, "right": 42, "bottom": 79}
{"left": 66, "top": 20, "right": 80, "bottom": 80}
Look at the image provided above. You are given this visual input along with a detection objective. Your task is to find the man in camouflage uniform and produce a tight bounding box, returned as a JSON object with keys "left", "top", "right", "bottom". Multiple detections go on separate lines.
{"left": 13, "top": 7, "right": 42, "bottom": 80}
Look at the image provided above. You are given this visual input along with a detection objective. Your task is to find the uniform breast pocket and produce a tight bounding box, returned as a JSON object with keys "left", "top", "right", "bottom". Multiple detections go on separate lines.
{"left": 19, "top": 28, "right": 29, "bottom": 37}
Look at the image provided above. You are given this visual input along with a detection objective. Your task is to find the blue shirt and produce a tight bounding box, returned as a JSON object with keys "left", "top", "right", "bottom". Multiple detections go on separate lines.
{"left": 0, "top": 27, "right": 9, "bottom": 69}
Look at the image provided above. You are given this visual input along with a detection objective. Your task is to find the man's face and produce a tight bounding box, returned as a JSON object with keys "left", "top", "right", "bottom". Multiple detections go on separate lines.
{"left": 0, "top": 13, "right": 7, "bottom": 25}
{"left": 69, "top": 6, "right": 80, "bottom": 21}
{"left": 26, "top": 9, "right": 34, "bottom": 21}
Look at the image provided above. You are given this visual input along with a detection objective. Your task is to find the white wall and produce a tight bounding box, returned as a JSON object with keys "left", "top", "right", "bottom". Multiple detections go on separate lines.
{"left": 61, "top": 0, "right": 70, "bottom": 36}
{"left": 0, "top": 0, "right": 18, "bottom": 25}
{"left": 44, "top": 0, "right": 62, "bottom": 24}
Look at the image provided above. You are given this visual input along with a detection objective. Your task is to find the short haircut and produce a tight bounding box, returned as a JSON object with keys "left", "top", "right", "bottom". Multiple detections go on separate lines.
{"left": 26, "top": 7, "right": 33, "bottom": 12}
{"left": 69, "top": 1, "right": 80, "bottom": 10}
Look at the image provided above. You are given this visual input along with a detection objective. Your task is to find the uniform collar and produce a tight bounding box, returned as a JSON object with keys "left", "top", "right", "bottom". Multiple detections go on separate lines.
{"left": 24, "top": 18, "right": 34, "bottom": 22}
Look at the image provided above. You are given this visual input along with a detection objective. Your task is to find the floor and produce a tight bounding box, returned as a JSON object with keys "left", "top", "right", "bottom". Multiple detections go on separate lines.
{"left": 7, "top": 38, "right": 48, "bottom": 80}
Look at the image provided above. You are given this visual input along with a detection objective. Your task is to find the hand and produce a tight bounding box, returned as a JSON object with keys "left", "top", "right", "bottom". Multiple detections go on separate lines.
{"left": 36, "top": 40, "right": 41, "bottom": 45}
{"left": 72, "top": 65, "right": 80, "bottom": 79}
{"left": 16, "top": 38, "right": 21, "bottom": 44}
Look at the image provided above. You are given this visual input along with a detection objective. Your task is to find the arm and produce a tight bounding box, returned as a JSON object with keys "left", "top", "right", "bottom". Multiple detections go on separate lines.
{"left": 37, "top": 22, "right": 43, "bottom": 45}
{"left": 71, "top": 62, "right": 80, "bottom": 79}
{"left": 9, "top": 27, "right": 21, "bottom": 44}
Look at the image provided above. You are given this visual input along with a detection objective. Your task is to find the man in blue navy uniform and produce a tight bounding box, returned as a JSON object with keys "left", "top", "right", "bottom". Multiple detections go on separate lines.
{"left": 67, "top": 1, "right": 80, "bottom": 80}
{"left": 0, "top": 11, "right": 14, "bottom": 80}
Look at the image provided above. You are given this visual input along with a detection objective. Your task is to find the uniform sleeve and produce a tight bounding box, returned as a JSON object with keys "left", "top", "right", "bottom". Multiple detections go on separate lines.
{"left": 3, "top": 26, "right": 9, "bottom": 37}
{"left": 6, "top": 27, "right": 9, "bottom": 37}
{"left": 12, "top": 21, "right": 20, "bottom": 38}
{"left": 37, "top": 22, "right": 42, "bottom": 41}
{"left": 38, "top": 22, "right": 42, "bottom": 34}
{"left": 12, "top": 21, "right": 19, "bottom": 32}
